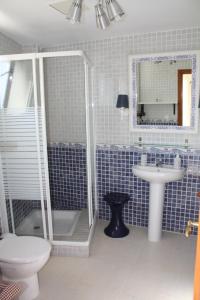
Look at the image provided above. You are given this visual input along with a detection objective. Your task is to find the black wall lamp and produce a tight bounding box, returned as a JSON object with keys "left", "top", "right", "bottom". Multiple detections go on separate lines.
{"left": 116, "top": 94, "right": 129, "bottom": 109}
{"left": 116, "top": 94, "right": 129, "bottom": 119}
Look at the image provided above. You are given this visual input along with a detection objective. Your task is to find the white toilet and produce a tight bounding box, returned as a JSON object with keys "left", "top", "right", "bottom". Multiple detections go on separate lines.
{"left": 0, "top": 234, "right": 51, "bottom": 300}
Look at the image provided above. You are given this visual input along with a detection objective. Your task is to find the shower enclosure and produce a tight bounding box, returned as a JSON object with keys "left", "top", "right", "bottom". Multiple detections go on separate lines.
{"left": 0, "top": 51, "right": 96, "bottom": 253}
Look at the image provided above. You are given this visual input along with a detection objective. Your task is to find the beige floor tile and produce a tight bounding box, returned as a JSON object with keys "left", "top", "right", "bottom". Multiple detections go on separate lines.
{"left": 36, "top": 221, "right": 196, "bottom": 300}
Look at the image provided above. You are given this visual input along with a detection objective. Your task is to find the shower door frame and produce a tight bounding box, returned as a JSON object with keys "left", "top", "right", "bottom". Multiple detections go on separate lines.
{"left": 0, "top": 51, "right": 97, "bottom": 247}
{"left": 0, "top": 53, "right": 49, "bottom": 238}
{"left": 38, "top": 50, "right": 96, "bottom": 245}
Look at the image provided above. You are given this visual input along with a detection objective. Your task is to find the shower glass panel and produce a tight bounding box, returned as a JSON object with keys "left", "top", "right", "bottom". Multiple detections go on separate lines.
{"left": 42, "top": 54, "right": 92, "bottom": 242}
{"left": 0, "top": 58, "right": 47, "bottom": 238}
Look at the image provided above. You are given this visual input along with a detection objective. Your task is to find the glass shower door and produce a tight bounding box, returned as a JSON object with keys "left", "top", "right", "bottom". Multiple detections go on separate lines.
{"left": 0, "top": 57, "right": 48, "bottom": 238}
{"left": 39, "top": 52, "right": 94, "bottom": 242}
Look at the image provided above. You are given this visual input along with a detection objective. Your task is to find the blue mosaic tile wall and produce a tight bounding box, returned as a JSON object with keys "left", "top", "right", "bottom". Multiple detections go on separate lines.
{"left": 6, "top": 199, "right": 33, "bottom": 232}
{"left": 47, "top": 143, "right": 88, "bottom": 210}
{"left": 7, "top": 144, "right": 88, "bottom": 231}
{"left": 97, "top": 145, "right": 200, "bottom": 234}
{"left": 9, "top": 143, "right": 200, "bottom": 236}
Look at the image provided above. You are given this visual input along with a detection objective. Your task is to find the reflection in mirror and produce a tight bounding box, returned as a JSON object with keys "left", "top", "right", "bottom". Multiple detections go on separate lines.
{"left": 137, "top": 59, "right": 192, "bottom": 126}
{"left": 0, "top": 60, "right": 34, "bottom": 110}
{"left": 129, "top": 52, "right": 200, "bottom": 132}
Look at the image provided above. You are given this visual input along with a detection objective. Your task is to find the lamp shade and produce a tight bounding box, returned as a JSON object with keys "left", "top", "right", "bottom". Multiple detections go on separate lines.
{"left": 66, "top": 0, "right": 82, "bottom": 24}
{"left": 95, "top": 3, "right": 110, "bottom": 30}
{"left": 105, "top": 0, "right": 125, "bottom": 21}
{"left": 116, "top": 95, "right": 129, "bottom": 108}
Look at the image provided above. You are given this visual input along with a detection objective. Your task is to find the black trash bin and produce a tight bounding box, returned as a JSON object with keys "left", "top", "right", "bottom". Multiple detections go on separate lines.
{"left": 103, "top": 192, "right": 130, "bottom": 238}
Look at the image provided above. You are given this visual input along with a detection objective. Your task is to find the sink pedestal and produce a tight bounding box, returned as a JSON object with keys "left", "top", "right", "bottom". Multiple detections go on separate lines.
{"left": 148, "top": 183, "right": 165, "bottom": 242}
{"left": 132, "top": 164, "right": 185, "bottom": 242}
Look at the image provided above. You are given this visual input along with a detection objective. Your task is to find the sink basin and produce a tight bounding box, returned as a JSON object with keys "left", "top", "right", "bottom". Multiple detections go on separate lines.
{"left": 132, "top": 165, "right": 185, "bottom": 183}
{"left": 132, "top": 164, "right": 185, "bottom": 242}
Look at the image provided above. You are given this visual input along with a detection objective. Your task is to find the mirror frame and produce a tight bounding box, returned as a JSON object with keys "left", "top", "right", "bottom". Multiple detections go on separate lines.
{"left": 129, "top": 51, "right": 200, "bottom": 133}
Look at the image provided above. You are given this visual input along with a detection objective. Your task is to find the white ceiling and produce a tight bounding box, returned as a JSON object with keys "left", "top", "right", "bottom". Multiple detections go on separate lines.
{"left": 0, "top": 0, "right": 200, "bottom": 47}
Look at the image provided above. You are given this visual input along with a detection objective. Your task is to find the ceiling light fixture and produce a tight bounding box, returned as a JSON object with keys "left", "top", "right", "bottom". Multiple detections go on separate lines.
{"left": 66, "top": 0, "right": 83, "bottom": 24}
{"left": 95, "top": 2, "right": 110, "bottom": 30}
{"left": 62, "top": 0, "right": 125, "bottom": 29}
{"left": 105, "top": 0, "right": 124, "bottom": 22}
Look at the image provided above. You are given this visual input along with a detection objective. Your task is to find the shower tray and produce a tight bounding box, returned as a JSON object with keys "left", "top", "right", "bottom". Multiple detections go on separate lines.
{"left": 15, "top": 209, "right": 81, "bottom": 237}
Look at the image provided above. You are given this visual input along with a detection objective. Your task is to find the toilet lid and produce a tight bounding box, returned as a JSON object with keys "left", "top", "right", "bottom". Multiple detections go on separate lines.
{"left": 0, "top": 236, "right": 51, "bottom": 264}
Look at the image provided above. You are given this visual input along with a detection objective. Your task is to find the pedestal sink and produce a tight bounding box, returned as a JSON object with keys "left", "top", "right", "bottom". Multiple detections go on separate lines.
{"left": 132, "top": 164, "right": 185, "bottom": 242}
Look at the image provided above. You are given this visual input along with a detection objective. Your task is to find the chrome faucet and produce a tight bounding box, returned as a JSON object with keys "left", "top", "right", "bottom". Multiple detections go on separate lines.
{"left": 156, "top": 159, "right": 162, "bottom": 167}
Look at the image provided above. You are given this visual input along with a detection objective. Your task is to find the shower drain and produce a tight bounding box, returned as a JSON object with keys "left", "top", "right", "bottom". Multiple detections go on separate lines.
{"left": 33, "top": 226, "right": 40, "bottom": 230}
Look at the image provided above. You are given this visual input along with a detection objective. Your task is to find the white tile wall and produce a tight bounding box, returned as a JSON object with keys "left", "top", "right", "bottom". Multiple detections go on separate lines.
{"left": 22, "top": 45, "right": 39, "bottom": 53}
{"left": 41, "top": 27, "right": 200, "bottom": 147}
{"left": 43, "top": 56, "right": 86, "bottom": 143}
{"left": 0, "top": 32, "right": 21, "bottom": 55}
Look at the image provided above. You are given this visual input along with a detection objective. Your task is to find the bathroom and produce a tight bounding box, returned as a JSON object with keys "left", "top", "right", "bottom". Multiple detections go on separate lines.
{"left": 0, "top": 0, "right": 199, "bottom": 299}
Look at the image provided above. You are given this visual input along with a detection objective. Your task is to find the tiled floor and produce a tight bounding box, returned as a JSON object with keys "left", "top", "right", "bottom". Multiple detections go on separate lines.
{"left": 36, "top": 221, "right": 196, "bottom": 300}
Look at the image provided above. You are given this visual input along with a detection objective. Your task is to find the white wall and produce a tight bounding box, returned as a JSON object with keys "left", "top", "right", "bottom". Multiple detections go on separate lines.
{"left": 42, "top": 27, "right": 200, "bottom": 147}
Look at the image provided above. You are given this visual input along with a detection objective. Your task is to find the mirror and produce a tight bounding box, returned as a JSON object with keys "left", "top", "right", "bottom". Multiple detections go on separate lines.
{"left": 129, "top": 51, "right": 200, "bottom": 132}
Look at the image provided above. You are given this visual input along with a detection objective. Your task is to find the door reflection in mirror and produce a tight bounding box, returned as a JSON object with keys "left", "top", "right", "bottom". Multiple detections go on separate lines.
{"left": 177, "top": 70, "right": 192, "bottom": 126}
